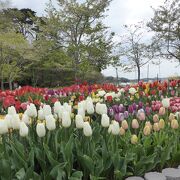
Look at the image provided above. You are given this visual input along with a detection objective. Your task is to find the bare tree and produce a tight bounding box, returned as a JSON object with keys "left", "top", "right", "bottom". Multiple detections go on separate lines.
{"left": 119, "top": 23, "right": 154, "bottom": 82}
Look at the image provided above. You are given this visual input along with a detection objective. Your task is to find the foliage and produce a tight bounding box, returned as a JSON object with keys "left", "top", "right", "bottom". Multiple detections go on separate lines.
{"left": 147, "top": 0, "right": 180, "bottom": 62}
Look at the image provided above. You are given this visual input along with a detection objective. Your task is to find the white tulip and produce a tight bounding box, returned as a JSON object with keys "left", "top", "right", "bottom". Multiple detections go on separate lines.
{"left": 78, "top": 107, "right": 85, "bottom": 118}
{"left": 83, "top": 122, "right": 92, "bottom": 136}
{"left": 57, "top": 106, "right": 65, "bottom": 120}
{"left": 45, "top": 114, "right": 56, "bottom": 131}
{"left": 98, "top": 90, "right": 106, "bottom": 97}
{"left": 99, "top": 104, "right": 107, "bottom": 115}
{"left": 111, "top": 121, "right": 120, "bottom": 135}
{"left": 86, "top": 100, "right": 94, "bottom": 114}
{"left": 62, "top": 111, "right": 71, "bottom": 128}
{"left": 43, "top": 105, "right": 52, "bottom": 116}
{"left": 95, "top": 103, "right": 101, "bottom": 114}
{"left": 26, "top": 103, "right": 37, "bottom": 118}
{"left": 8, "top": 106, "right": 16, "bottom": 115}
{"left": 22, "top": 114, "right": 30, "bottom": 125}
{"left": 0, "top": 119, "right": 8, "bottom": 134}
{"left": 101, "top": 114, "right": 110, "bottom": 127}
{"left": 4, "top": 114, "right": 13, "bottom": 129}
{"left": 54, "top": 113, "right": 58, "bottom": 120}
{"left": 63, "top": 103, "right": 72, "bottom": 114}
{"left": 108, "top": 124, "right": 113, "bottom": 134}
{"left": 19, "top": 122, "right": 28, "bottom": 137}
{"left": 36, "top": 123, "right": 46, "bottom": 137}
{"left": 12, "top": 114, "right": 20, "bottom": 129}
{"left": 129, "top": 87, "right": 137, "bottom": 95}
{"left": 162, "top": 98, "right": 170, "bottom": 108}
{"left": 175, "top": 112, "right": 180, "bottom": 119}
{"left": 75, "top": 115, "right": 84, "bottom": 129}
{"left": 78, "top": 101, "right": 86, "bottom": 111}
{"left": 38, "top": 109, "right": 45, "bottom": 120}
{"left": 54, "top": 101, "right": 61, "bottom": 114}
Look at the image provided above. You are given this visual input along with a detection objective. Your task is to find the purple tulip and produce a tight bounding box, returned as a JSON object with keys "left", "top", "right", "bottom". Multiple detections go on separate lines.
{"left": 108, "top": 108, "right": 114, "bottom": 116}
{"left": 118, "top": 104, "right": 125, "bottom": 113}
{"left": 128, "top": 105, "right": 134, "bottom": 114}
{"left": 47, "top": 90, "right": 55, "bottom": 96}
{"left": 124, "top": 111, "right": 129, "bottom": 119}
{"left": 132, "top": 103, "right": 137, "bottom": 111}
{"left": 138, "top": 101, "right": 143, "bottom": 109}
{"left": 114, "top": 113, "right": 124, "bottom": 122}
{"left": 112, "top": 105, "right": 119, "bottom": 113}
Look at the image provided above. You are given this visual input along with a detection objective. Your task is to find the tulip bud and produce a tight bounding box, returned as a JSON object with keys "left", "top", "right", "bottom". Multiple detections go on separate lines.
{"left": 153, "top": 123, "right": 160, "bottom": 132}
{"left": 131, "top": 134, "right": 138, "bottom": 144}
{"left": 96, "top": 103, "right": 107, "bottom": 115}
{"left": 121, "top": 120, "right": 128, "bottom": 130}
{"left": 75, "top": 114, "right": 84, "bottom": 129}
{"left": 153, "top": 114, "right": 159, "bottom": 123}
{"left": 83, "top": 122, "right": 92, "bottom": 136}
{"left": 114, "top": 113, "right": 124, "bottom": 122}
{"left": 54, "top": 101, "right": 61, "bottom": 114}
{"left": 19, "top": 122, "right": 28, "bottom": 137}
{"left": 43, "top": 105, "right": 52, "bottom": 116}
{"left": 143, "top": 126, "right": 151, "bottom": 136}
{"left": 45, "top": 114, "right": 56, "bottom": 131}
{"left": 119, "top": 127, "right": 125, "bottom": 135}
{"left": 22, "top": 114, "right": 30, "bottom": 125}
{"left": 78, "top": 107, "right": 85, "bottom": 118}
{"left": 108, "top": 124, "right": 113, "bottom": 134}
{"left": 145, "top": 121, "right": 152, "bottom": 130}
{"left": 132, "top": 119, "right": 139, "bottom": 129}
{"left": 101, "top": 114, "right": 110, "bottom": 127}
{"left": 86, "top": 100, "right": 94, "bottom": 114}
{"left": 162, "top": 98, "right": 170, "bottom": 108}
{"left": 111, "top": 121, "right": 120, "bottom": 135}
{"left": 159, "top": 119, "right": 165, "bottom": 129}
{"left": 171, "top": 119, "right": 179, "bottom": 129}
{"left": 4, "top": 114, "right": 13, "bottom": 129}
{"left": 159, "top": 107, "right": 165, "bottom": 116}
{"left": 0, "top": 119, "right": 8, "bottom": 134}
{"left": 12, "top": 114, "right": 20, "bottom": 129}
{"left": 63, "top": 103, "right": 72, "bottom": 114}
{"left": 62, "top": 111, "right": 71, "bottom": 128}
{"left": 8, "top": 106, "right": 16, "bottom": 115}
{"left": 169, "top": 113, "right": 175, "bottom": 121}
{"left": 36, "top": 123, "right": 46, "bottom": 137}
{"left": 26, "top": 103, "right": 37, "bottom": 118}
{"left": 38, "top": 109, "right": 45, "bottom": 120}
{"left": 137, "top": 112, "right": 145, "bottom": 121}
{"left": 57, "top": 106, "right": 65, "bottom": 120}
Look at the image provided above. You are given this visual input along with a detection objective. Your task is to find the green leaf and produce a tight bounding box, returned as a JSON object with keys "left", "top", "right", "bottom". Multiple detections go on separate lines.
{"left": 50, "top": 163, "right": 67, "bottom": 179}
{"left": 0, "top": 159, "right": 11, "bottom": 179}
{"left": 78, "top": 155, "right": 94, "bottom": 173}
{"left": 69, "top": 171, "right": 83, "bottom": 180}
{"left": 44, "top": 144, "right": 59, "bottom": 166}
{"left": 15, "top": 168, "right": 25, "bottom": 180}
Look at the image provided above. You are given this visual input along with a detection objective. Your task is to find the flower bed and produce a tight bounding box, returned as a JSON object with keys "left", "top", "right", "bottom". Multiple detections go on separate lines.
{"left": 0, "top": 80, "right": 179, "bottom": 179}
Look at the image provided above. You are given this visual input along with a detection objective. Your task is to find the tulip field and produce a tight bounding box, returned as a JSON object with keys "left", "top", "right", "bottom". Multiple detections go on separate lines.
{"left": 0, "top": 80, "right": 180, "bottom": 179}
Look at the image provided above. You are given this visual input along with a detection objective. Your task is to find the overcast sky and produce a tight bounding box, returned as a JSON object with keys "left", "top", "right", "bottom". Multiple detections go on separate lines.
{"left": 11, "top": 0, "right": 180, "bottom": 79}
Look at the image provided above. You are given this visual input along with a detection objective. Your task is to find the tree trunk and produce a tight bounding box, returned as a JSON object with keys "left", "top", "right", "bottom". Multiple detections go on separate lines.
{"left": 116, "top": 67, "right": 119, "bottom": 85}
{"left": 137, "top": 65, "right": 140, "bottom": 82}
{"left": 9, "top": 80, "right": 13, "bottom": 90}
{"left": 1, "top": 79, "right": 4, "bottom": 90}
